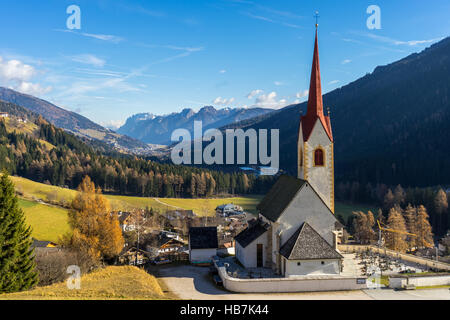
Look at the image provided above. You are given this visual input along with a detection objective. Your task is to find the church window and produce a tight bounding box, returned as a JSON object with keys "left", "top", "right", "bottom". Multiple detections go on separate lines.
{"left": 314, "top": 148, "right": 325, "bottom": 166}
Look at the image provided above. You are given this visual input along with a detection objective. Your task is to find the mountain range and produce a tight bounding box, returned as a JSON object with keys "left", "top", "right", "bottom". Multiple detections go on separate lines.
{"left": 1, "top": 35, "right": 449, "bottom": 188}
{"left": 225, "top": 36, "right": 450, "bottom": 187}
{"left": 117, "top": 106, "right": 274, "bottom": 145}
{"left": 0, "top": 87, "right": 150, "bottom": 153}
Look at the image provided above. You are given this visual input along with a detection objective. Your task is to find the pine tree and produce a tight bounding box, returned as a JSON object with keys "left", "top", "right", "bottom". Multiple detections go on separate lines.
{"left": 403, "top": 204, "right": 417, "bottom": 250}
{"left": 434, "top": 189, "right": 448, "bottom": 235}
{"left": 383, "top": 189, "right": 395, "bottom": 210}
{"left": 353, "top": 211, "right": 376, "bottom": 244}
{"left": 415, "top": 205, "right": 434, "bottom": 248}
{"left": 385, "top": 207, "right": 408, "bottom": 253}
{"left": 0, "top": 172, "right": 38, "bottom": 293}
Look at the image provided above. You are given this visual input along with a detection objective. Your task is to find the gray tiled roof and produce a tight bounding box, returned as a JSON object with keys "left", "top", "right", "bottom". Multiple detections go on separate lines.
{"left": 280, "top": 222, "right": 343, "bottom": 260}
{"left": 257, "top": 175, "right": 306, "bottom": 222}
{"left": 235, "top": 221, "right": 269, "bottom": 248}
{"left": 189, "top": 227, "right": 218, "bottom": 249}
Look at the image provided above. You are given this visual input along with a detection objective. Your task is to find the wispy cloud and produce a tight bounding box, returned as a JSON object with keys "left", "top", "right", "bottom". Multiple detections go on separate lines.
{"left": 70, "top": 54, "right": 106, "bottom": 67}
{"left": 213, "top": 96, "right": 235, "bottom": 106}
{"left": 328, "top": 80, "right": 340, "bottom": 85}
{"left": 240, "top": 11, "right": 302, "bottom": 29}
{"left": 361, "top": 32, "right": 444, "bottom": 47}
{"left": 341, "top": 59, "right": 352, "bottom": 65}
{"left": 55, "top": 29, "right": 124, "bottom": 43}
{"left": 247, "top": 89, "right": 263, "bottom": 99}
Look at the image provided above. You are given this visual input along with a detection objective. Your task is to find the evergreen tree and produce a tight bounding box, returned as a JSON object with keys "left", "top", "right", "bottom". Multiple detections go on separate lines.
{"left": 385, "top": 207, "right": 408, "bottom": 253}
{"left": 403, "top": 204, "right": 417, "bottom": 250}
{"left": 415, "top": 205, "right": 434, "bottom": 249}
{"left": 0, "top": 172, "right": 38, "bottom": 293}
{"left": 434, "top": 189, "right": 448, "bottom": 235}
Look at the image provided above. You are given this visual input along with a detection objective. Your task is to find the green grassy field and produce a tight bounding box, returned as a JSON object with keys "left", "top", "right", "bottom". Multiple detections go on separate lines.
{"left": 11, "top": 176, "right": 263, "bottom": 215}
{"left": 156, "top": 196, "right": 264, "bottom": 216}
{"left": 12, "top": 175, "right": 380, "bottom": 243}
{"left": 18, "top": 199, "right": 71, "bottom": 243}
{"left": 335, "top": 202, "right": 381, "bottom": 222}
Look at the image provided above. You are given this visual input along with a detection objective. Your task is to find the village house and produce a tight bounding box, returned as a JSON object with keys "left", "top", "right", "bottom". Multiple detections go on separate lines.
{"left": 189, "top": 226, "right": 219, "bottom": 264}
{"left": 216, "top": 204, "right": 243, "bottom": 217}
{"left": 32, "top": 238, "right": 58, "bottom": 248}
{"left": 0, "top": 112, "right": 9, "bottom": 118}
{"left": 234, "top": 27, "right": 344, "bottom": 277}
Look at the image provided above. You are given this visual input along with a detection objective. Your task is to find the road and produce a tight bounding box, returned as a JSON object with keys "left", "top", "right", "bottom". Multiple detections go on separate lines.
{"left": 154, "top": 264, "right": 450, "bottom": 300}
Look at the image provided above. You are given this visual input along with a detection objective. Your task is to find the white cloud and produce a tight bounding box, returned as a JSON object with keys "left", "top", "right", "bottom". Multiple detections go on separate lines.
{"left": 219, "top": 70, "right": 227, "bottom": 74}
{"left": 70, "top": 54, "right": 106, "bottom": 67}
{"left": 0, "top": 56, "right": 52, "bottom": 96}
{"left": 274, "top": 81, "right": 284, "bottom": 86}
{"left": 16, "top": 81, "right": 52, "bottom": 96}
{"left": 213, "top": 97, "right": 235, "bottom": 106}
{"left": 329, "top": 80, "right": 340, "bottom": 85}
{"left": 100, "top": 119, "right": 125, "bottom": 130}
{"left": 254, "top": 91, "right": 287, "bottom": 109}
{"left": 0, "top": 57, "right": 35, "bottom": 81}
{"left": 341, "top": 59, "right": 352, "bottom": 65}
{"left": 296, "top": 90, "right": 309, "bottom": 99}
{"left": 247, "top": 89, "right": 263, "bottom": 99}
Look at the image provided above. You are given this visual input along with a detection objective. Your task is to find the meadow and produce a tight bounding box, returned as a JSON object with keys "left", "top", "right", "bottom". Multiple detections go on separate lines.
{"left": 13, "top": 175, "right": 377, "bottom": 243}
{"left": 0, "top": 266, "right": 168, "bottom": 300}
{"left": 19, "top": 199, "right": 71, "bottom": 243}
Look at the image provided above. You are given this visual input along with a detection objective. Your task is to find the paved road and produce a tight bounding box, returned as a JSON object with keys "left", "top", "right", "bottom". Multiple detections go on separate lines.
{"left": 155, "top": 265, "right": 450, "bottom": 300}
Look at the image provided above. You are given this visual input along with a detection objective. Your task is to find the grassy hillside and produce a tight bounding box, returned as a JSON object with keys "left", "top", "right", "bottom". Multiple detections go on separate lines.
{"left": 19, "top": 199, "right": 70, "bottom": 243}
{"left": 0, "top": 266, "right": 167, "bottom": 300}
{"left": 11, "top": 175, "right": 263, "bottom": 215}
{"left": 159, "top": 196, "right": 263, "bottom": 216}
{"left": 334, "top": 202, "right": 380, "bottom": 221}
{"left": 11, "top": 176, "right": 264, "bottom": 242}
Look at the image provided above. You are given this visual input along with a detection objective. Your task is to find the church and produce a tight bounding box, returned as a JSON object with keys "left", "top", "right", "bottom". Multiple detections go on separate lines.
{"left": 235, "top": 27, "right": 344, "bottom": 277}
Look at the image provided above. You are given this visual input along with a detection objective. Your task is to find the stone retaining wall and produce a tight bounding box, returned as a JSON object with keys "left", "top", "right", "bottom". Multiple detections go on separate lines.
{"left": 338, "top": 245, "right": 450, "bottom": 272}
{"left": 215, "top": 261, "right": 367, "bottom": 293}
{"left": 389, "top": 274, "right": 450, "bottom": 289}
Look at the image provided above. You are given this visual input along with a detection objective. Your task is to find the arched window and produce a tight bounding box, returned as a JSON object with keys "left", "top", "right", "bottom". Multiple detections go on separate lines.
{"left": 314, "top": 148, "right": 325, "bottom": 166}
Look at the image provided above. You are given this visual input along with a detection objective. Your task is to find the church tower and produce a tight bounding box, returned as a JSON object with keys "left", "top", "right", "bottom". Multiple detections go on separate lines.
{"left": 298, "top": 26, "right": 335, "bottom": 213}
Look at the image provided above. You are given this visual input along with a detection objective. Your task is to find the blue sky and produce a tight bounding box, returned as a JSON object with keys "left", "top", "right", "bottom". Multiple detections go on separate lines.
{"left": 0, "top": 0, "right": 448, "bottom": 129}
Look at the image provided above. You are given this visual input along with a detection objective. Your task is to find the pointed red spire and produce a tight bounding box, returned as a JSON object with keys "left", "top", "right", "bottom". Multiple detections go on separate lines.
{"left": 307, "top": 29, "right": 323, "bottom": 117}
{"left": 301, "top": 28, "right": 333, "bottom": 142}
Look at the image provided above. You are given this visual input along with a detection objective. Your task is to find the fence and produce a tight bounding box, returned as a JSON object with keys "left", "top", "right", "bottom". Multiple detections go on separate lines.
{"left": 338, "top": 244, "right": 450, "bottom": 272}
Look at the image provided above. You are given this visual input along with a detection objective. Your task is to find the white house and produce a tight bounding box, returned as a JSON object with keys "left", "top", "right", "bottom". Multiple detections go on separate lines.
{"left": 234, "top": 27, "right": 344, "bottom": 277}
{"left": 189, "top": 227, "right": 218, "bottom": 264}
{"left": 0, "top": 112, "right": 9, "bottom": 118}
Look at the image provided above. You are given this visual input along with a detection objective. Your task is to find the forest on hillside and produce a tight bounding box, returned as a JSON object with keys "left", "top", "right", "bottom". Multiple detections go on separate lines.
{"left": 0, "top": 114, "right": 275, "bottom": 198}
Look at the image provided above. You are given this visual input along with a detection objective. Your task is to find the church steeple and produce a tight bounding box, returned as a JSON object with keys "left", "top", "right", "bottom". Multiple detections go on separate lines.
{"left": 300, "top": 27, "right": 333, "bottom": 142}
{"left": 298, "top": 22, "right": 335, "bottom": 213}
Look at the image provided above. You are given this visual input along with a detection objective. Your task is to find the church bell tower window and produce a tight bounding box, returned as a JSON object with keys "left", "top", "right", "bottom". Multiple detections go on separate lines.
{"left": 314, "top": 148, "right": 325, "bottom": 167}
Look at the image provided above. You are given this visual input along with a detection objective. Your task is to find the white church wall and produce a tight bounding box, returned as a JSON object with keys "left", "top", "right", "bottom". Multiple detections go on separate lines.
{"left": 236, "top": 232, "right": 269, "bottom": 269}
{"left": 189, "top": 248, "right": 217, "bottom": 263}
{"left": 304, "top": 120, "right": 333, "bottom": 211}
{"left": 276, "top": 183, "right": 337, "bottom": 247}
{"left": 285, "top": 259, "right": 340, "bottom": 276}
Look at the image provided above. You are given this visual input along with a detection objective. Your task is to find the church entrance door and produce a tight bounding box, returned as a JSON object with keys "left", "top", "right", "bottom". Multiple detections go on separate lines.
{"left": 257, "top": 244, "right": 263, "bottom": 268}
